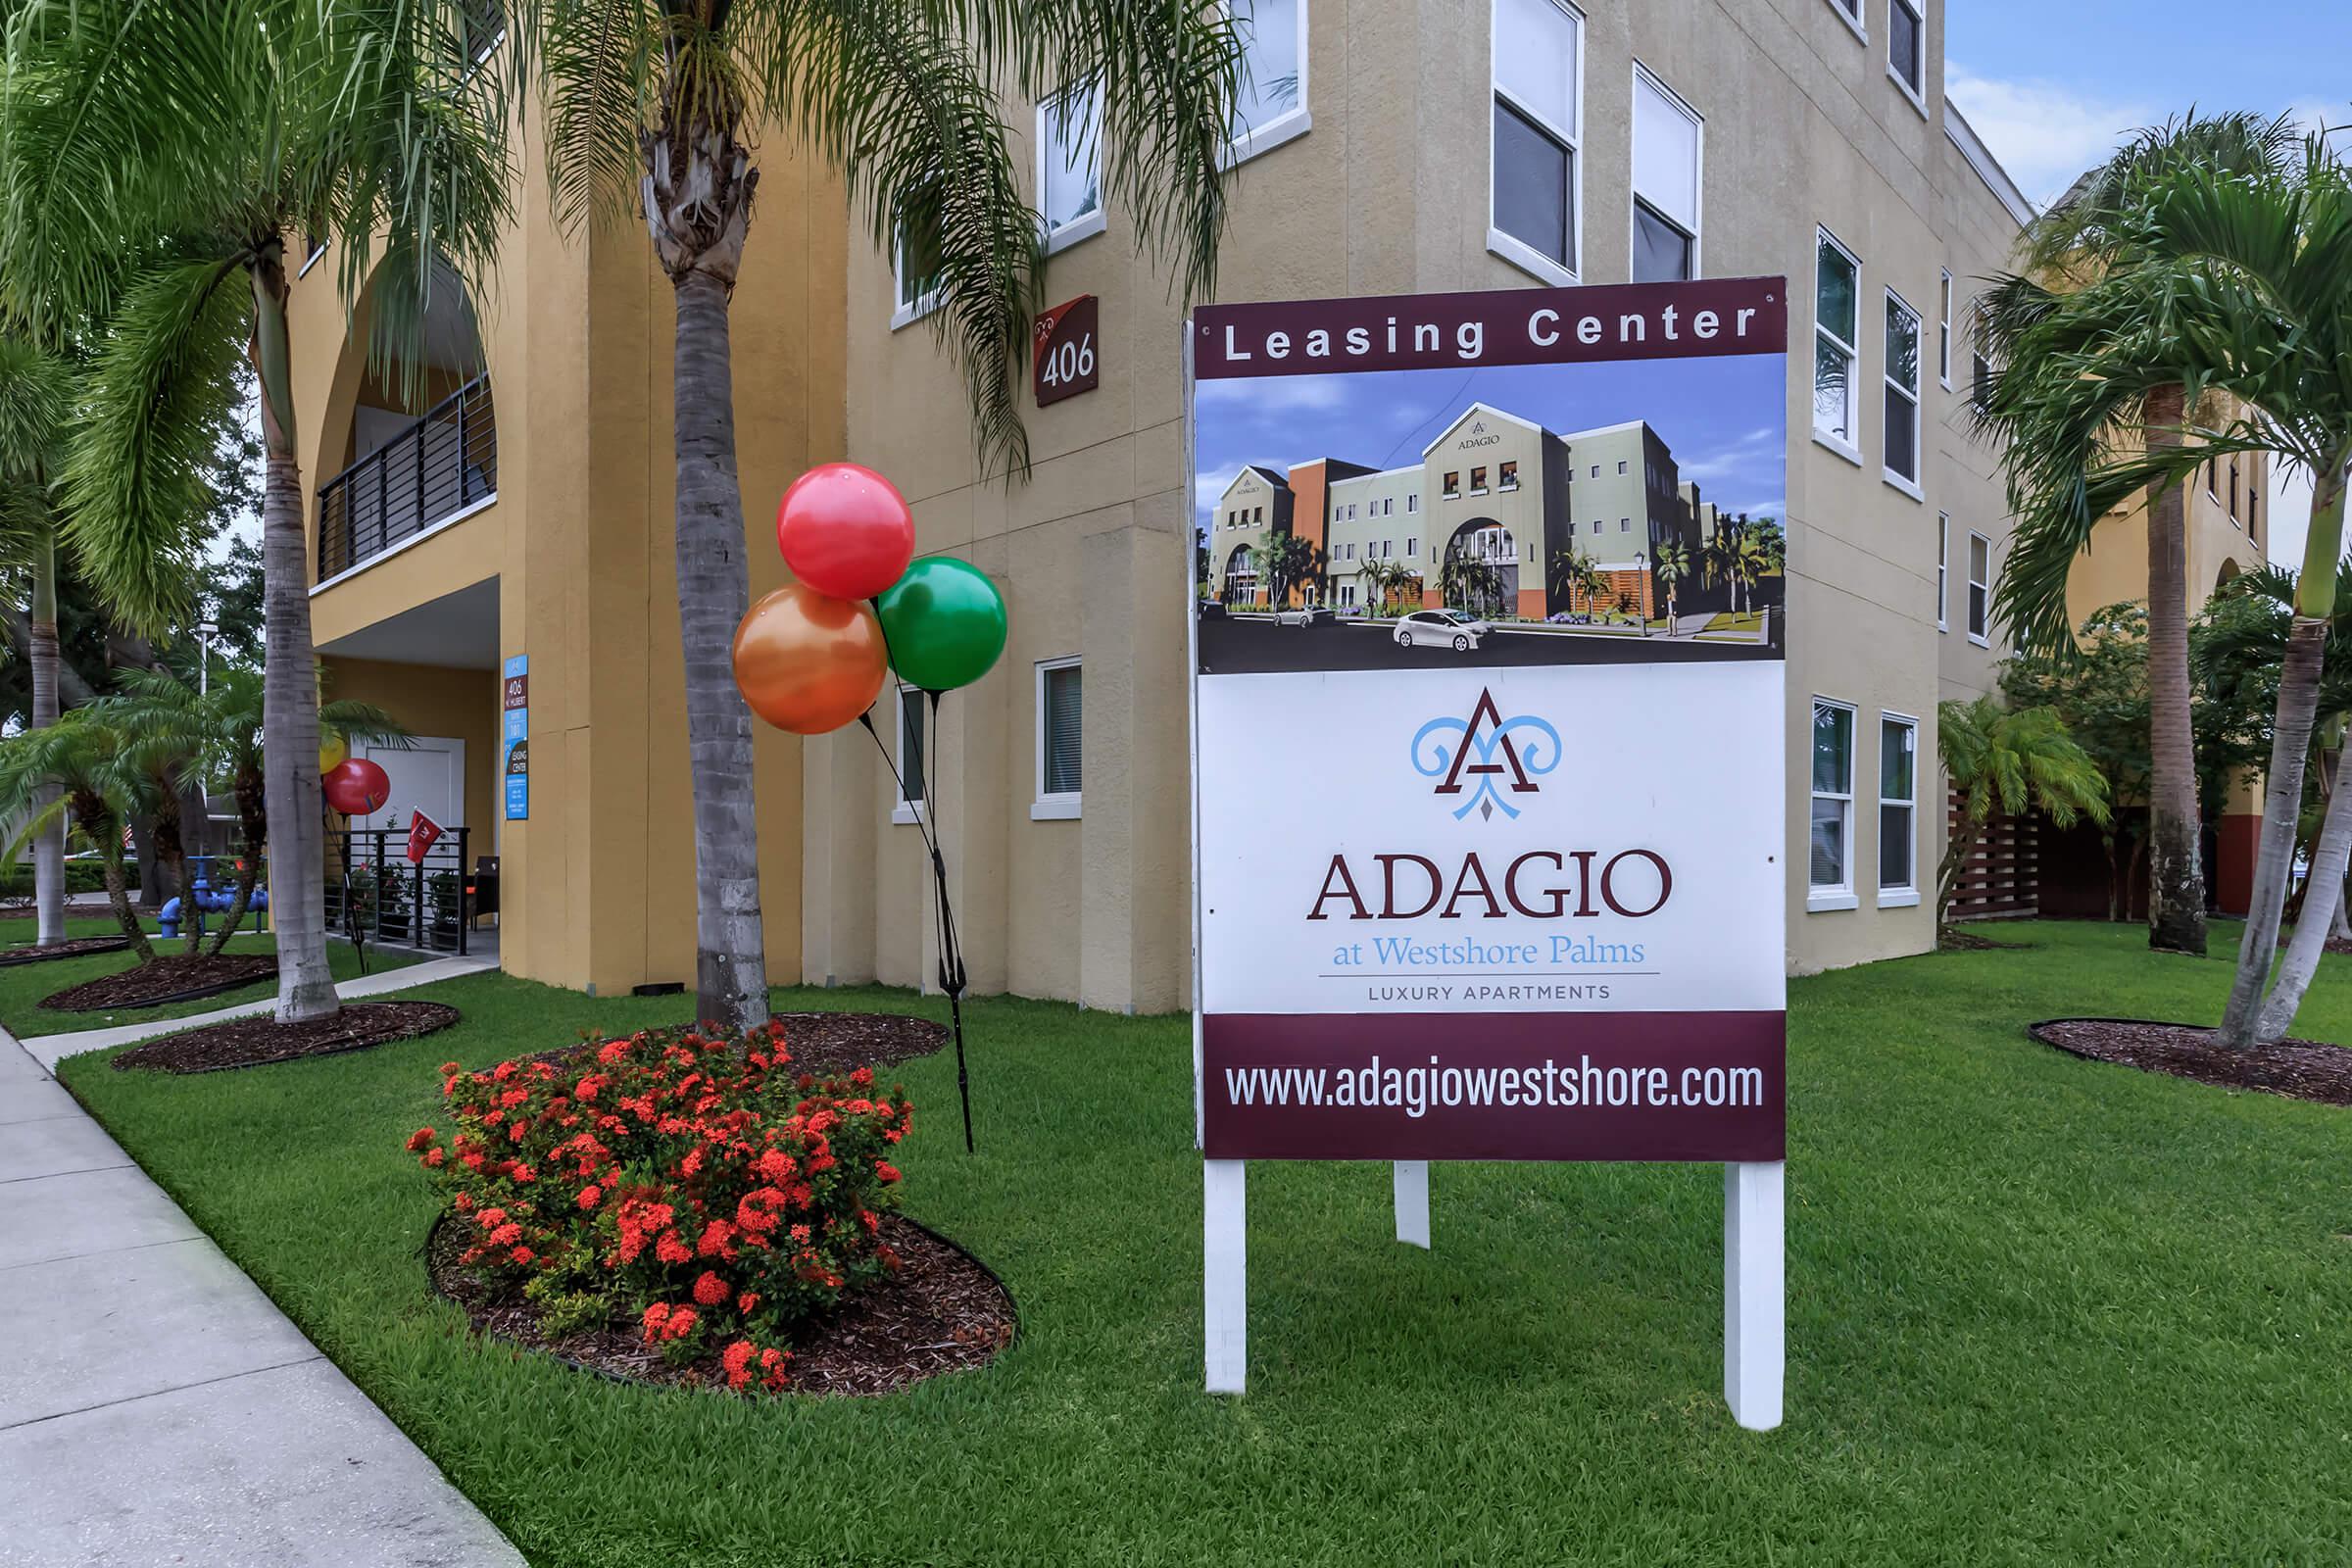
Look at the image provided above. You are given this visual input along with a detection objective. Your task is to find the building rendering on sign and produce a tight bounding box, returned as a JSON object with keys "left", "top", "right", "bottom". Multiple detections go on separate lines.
{"left": 280, "top": 0, "right": 2051, "bottom": 1010}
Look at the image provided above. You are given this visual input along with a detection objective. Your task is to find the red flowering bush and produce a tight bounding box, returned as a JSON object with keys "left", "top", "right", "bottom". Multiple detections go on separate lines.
{"left": 409, "top": 1018, "right": 911, "bottom": 1392}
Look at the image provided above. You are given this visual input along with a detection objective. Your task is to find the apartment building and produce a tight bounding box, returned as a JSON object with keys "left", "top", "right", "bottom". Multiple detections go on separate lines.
{"left": 286, "top": 0, "right": 2034, "bottom": 1010}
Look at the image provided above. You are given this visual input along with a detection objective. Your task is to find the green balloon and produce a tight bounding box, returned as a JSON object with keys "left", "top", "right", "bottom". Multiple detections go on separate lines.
{"left": 875, "top": 557, "right": 1007, "bottom": 691}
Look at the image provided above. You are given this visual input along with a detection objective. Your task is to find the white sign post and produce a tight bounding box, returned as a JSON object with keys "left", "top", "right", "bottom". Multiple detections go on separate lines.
{"left": 1187, "top": 278, "right": 1791, "bottom": 1429}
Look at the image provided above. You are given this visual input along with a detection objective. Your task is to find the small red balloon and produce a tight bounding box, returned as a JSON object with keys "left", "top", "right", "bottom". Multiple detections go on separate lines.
{"left": 776, "top": 463, "right": 916, "bottom": 601}
{"left": 324, "top": 758, "right": 391, "bottom": 816}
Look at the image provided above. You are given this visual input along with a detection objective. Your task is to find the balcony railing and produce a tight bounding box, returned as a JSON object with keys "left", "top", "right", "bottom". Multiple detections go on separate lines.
{"left": 317, "top": 374, "right": 496, "bottom": 581}
{"left": 326, "top": 827, "right": 479, "bottom": 956}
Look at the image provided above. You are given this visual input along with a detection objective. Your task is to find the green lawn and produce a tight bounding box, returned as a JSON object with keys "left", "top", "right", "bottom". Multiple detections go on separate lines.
{"left": 2, "top": 928, "right": 423, "bottom": 1037}
{"left": 54, "top": 921, "right": 2352, "bottom": 1566}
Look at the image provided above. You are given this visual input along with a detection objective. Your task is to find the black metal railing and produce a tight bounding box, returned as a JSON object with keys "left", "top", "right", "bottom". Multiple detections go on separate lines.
{"left": 325, "top": 827, "right": 479, "bottom": 956}
{"left": 317, "top": 374, "right": 497, "bottom": 580}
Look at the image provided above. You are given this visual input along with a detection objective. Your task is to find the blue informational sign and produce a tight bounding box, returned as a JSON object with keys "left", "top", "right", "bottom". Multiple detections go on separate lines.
{"left": 501, "top": 654, "right": 529, "bottom": 820}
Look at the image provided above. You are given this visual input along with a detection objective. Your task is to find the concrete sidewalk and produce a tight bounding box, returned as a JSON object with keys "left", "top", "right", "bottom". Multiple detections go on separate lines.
{"left": 0, "top": 981, "right": 524, "bottom": 1565}
{"left": 20, "top": 951, "right": 497, "bottom": 1070}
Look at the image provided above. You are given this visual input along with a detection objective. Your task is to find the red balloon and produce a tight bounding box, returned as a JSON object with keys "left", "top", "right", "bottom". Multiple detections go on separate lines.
{"left": 323, "top": 758, "right": 391, "bottom": 816}
{"left": 776, "top": 463, "right": 915, "bottom": 601}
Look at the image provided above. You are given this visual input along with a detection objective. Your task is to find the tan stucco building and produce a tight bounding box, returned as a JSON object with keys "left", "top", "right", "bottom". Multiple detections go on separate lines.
{"left": 286, "top": 0, "right": 2037, "bottom": 1011}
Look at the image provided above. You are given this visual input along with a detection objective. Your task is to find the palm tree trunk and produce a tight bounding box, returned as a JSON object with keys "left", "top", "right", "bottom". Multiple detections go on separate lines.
{"left": 2142, "top": 388, "right": 2206, "bottom": 955}
{"left": 2255, "top": 757, "right": 2352, "bottom": 1040}
{"left": 208, "top": 793, "right": 265, "bottom": 957}
{"left": 27, "top": 525, "right": 65, "bottom": 948}
{"left": 1936, "top": 821, "right": 1978, "bottom": 931}
{"left": 250, "top": 251, "right": 336, "bottom": 1023}
{"left": 92, "top": 816, "right": 150, "bottom": 963}
{"left": 671, "top": 268, "right": 767, "bottom": 1032}
{"left": 2219, "top": 459, "right": 2347, "bottom": 1047}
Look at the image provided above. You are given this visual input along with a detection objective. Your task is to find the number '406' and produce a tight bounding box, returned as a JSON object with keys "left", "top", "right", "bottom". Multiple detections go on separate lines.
{"left": 1040, "top": 332, "right": 1095, "bottom": 386}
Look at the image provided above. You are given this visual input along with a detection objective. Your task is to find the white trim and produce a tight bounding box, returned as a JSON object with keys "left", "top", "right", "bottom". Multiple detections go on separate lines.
{"left": 1806, "top": 890, "right": 1860, "bottom": 913}
{"left": 1033, "top": 655, "right": 1082, "bottom": 819}
{"left": 1821, "top": 0, "right": 1867, "bottom": 44}
{"left": 1036, "top": 84, "right": 1107, "bottom": 257}
{"left": 1877, "top": 709, "right": 1920, "bottom": 902}
{"left": 1965, "top": 529, "right": 1991, "bottom": 644}
{"left": 1808, "top": 696, "right": 1858, "bottom": 907}
{"left": 1812, "top": 224, "right": 1861, "bottom": 453}
{"left": 1223, "top": 0, "right": 1311, "bottom": 168}
{"left": 1936, "top": 511, "right": 1948, "bottom": 631}
{"left": 891, "top": 682, "right": 927, "bottom": 825}
{"left": 1936, "top": 269, "right": 1954, "bottom": 388}
{"left": 1944, "top": 105, "right": 2034, "bottom": 225}
{"left": 1885, "top": 0, "right": 1927, "bottom": 116}
{"left": 309, "top": 493, "right": 496, "bottom": 596}
{"left": 1488, "top": 0, "right": 1585, "bottom": 286}
{"left": 1630, "top": 62, "right": 1703, "bottom": 282}
{"left": 297, "top": 239, "right": 328, "bottom": 280}
{"left": 889, "top": 221, "right": 943, "bottom": 330}
{"left": 1882, "top": 285, "right": 1923, "bottom": 496}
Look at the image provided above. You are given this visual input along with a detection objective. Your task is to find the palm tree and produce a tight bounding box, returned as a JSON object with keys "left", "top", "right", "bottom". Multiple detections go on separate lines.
{"left": 0, "top": 331, "right": 73, "bottom": 947}
{"left": 0, "top": 706, "right": 153, "bottom": 959}
{"left": 1359, "top": 556, "right": 1420, "bottom": 616}
{"left": 0, "top": 1, "right": 514, "bottom": 1021}
{"left": 1651, "top": 539, "right": 1690, "bottom": 628}
{"left": 107, "top": 666, "right": 405, "bottom": 958}
{"left": 1978, "top": 112, "right": 2295, "bottom": 958}
{"left": 1990, "top": 131, "right": 2351, "bottom": 1045}
{"left": 1936, "top": 698, "right": 2111, "bottom": 935}
{"left": 1548, "top": 548, "right": 1608, "bottom": 618}
{"left": 515, "top": 0, "right": 1244, "bottom": 1032}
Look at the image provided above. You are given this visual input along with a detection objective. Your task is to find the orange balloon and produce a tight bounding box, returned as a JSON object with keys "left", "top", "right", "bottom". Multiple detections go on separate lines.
{"left": 731, "top": 582, "right": 889, "bottom": 735}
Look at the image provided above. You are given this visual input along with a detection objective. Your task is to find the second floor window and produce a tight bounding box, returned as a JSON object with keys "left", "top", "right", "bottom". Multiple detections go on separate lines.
{"left": 1491, "top": 0, "right": 1582, "bottom": 279}
{"left": 1631, "top": 67, "right": 1700, "bottom": 283}
{"left": 1037, "top": 83, "right": 1103, "bottom": 251}
{"left": 1814, "top": 227, "right": 1860, "bottom": 451}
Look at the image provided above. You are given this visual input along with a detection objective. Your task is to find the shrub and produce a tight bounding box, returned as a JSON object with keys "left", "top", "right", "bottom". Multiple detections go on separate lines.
{"left": 410, "top": 1018, "right": 912, "bottom": 1393}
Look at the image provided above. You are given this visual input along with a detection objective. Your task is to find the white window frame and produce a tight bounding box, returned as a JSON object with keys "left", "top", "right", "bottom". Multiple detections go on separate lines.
{"left": 1883, "top": 286, "right": 1924, "bottom": 500}
{"left": 1966, "top": 530, "right": 1991, "bottom": 646}
{"left": 1224, "top": 0, "right": 1312, "bottom": 167}
{"left": 1936, "top": 511, "right": 1948, "bottom": 631}
{"left": 1809, "top": 697, "right": 1859, "bottom": 911}
{"left": 891, "top": 681, "right": 927, "bottom": 825}
{"left": 299, "top": 235, "right": 328, "bottom": 279}
{"left": 1487, "top": 0, "right": 1585, "bottom": 287}
{"left": 1812, "top": 225, "right": 1862, "bottom": 465}
{"left": 1876, "top": 710, "right": 1920, "bottom": 906}
{"left": 1630, "top": 63, "right": 1702, "bottom": 283}
{"left": 1936, "top": 269, "right": 1953, "bottom": 387}
{"left": 889, "top": 221, "right": 943, "bottom": 331}
{"left": 1886, "top": 0, "right": 1927, "bottom": 116}
{"left": 1036, "top": 83, "right": 1106, "bottom": 255}
{"left": 1823, "top": 0, "right": 1867, "bottom": 44}
{"left": 1032, "top": 656, "right": 1083, "bottom": 820}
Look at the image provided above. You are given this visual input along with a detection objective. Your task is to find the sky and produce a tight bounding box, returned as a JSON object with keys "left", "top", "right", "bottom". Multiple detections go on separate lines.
{"left": 1195, "top": 355, "right": 1789, "bottom": 539}
{"left": 1943, "top": 0, "right": 2346, "bottom": 569}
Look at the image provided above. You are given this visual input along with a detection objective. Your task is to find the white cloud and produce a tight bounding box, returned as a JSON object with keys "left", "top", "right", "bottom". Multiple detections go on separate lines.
{"left": 1944, "top": 66, "right": 2154, "bottom": 209}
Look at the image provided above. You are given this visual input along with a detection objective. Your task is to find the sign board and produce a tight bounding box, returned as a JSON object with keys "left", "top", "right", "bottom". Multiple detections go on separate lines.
{"left": 1187, "top": 277, "right": 1789, "bottom": 1427}
{"left": 502, "top": 654, "right": 529, "bottom": 820}
{"left": 1033, "top": 294, "right": 1099, "bottom": 407}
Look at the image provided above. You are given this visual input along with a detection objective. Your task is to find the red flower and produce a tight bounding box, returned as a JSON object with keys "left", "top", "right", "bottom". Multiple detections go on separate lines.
{"left": 692, "top": 1270, "right": 730, "bottom": 1306}
{"left": 737, "top": 1291, "right": 760, "bottom": 1314}
{"left": 405, "top": 1127, "right": 437, "bottom": 1152}
{"left": 721, "top": 1340, "right": 754, "bottom": 1389}
{"left": 875, "top": 1160, "right": 902, "bottom": 1185}
{"left": 850, "top": 1066, "right": 874, "bottom": 1087}
{"left": 577, "top": 1186, "right": 602, "bottom": 1211}
{"left": 655, "top": 1233, "right": 693, "bottom": 1266}
{"left": 511, "top": 1246, "right": 535, "bottom": 1265}
{"left": 664, "top": 1306, "right": 697, "bottom": 1341}
{"left": 420, "top": 1148, "right": 446, "bottom": 1168}
{"left": 439, "top": 1061, "right": 461, "bottom": 1076}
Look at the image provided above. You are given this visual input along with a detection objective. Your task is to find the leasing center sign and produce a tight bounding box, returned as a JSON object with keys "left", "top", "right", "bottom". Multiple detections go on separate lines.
{"left": 1190, "top": 277, "right": 1788, "bottom": 1163}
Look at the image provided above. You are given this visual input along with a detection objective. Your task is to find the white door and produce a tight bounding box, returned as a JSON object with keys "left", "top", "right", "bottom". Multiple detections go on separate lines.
{"left": 352, "top": 736, "right": 466, "bottom": 838}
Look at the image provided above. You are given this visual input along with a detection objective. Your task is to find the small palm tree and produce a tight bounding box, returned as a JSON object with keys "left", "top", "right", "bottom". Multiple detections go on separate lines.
{"left": 107, "top": 666, "right": 405, "bottom": 957}
{"left": 0, "top": 1, "right": 514, "bottom": 1021}
{"left": 0, "top": 707, "right": 153, "bottom": 958}
{"left": 1936, "top": 698, "right": 2111, "bottom": 935}
{"left": 1978, "top": 111, "right": 2295, "bottom": 959}
{"left": 1359, "top": 557, "right": 1420, "bottom": 615}
{"left": 1548, "top": 548, "right": 1607, "bottom": 617}
{"left": 515, "top": 0, "right": 1245, "bottom": 1031}
{"left": 1651, "top": 539, "right": 1690, "bottom": 628}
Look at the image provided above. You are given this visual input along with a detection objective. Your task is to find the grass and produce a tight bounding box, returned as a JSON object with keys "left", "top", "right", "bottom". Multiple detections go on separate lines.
{"left": 0, "top": 925, "right": 423, "bottom": 1037}
{"left": 54, "top": 920, "right": 2352, "bottom": 1566}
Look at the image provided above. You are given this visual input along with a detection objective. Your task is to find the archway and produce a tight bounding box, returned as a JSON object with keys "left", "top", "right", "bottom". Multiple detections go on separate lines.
{"left": 1442, "top": 519, "right": 1518, "bottom": 618}
{"left": 1221, "top": 544, "right": 1260, "bottom": 607}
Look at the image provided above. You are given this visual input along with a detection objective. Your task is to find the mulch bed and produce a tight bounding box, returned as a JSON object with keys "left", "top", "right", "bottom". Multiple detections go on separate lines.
{"left": 426, "top": 1210, "right": 1015, "bottom": 1398}
{"left": 1939, "top": 929, "right": 2034, "bottom": 952}
{"left": 2327, "top": 938, "right": 2352, "bottom": 957}
{"left": 524, "top": 1011, "right": 948, "bottom": 1081}
{"left": 2031, "top": 1017, "right": 2352, "bottom": 1106}
{"left": 0, "top": 935, "right": 133, "bottom": 967}
{"left": 41, "top": 952, "right": 278, "bottom": 1011}
{"left": 112, "top": 1001, "right": 462, "bottom": 1075}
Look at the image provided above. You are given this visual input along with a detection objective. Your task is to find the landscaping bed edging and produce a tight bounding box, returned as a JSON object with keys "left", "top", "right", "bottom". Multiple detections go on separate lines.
{"left": 113, "top": 1000, "right": 463, "bottom": 1074}
{"left": 41, "top": 953, "right": 279, "bottom": 1012}
{"left": 2029, "top": 1016, "right": 2352, "bottom": 1106}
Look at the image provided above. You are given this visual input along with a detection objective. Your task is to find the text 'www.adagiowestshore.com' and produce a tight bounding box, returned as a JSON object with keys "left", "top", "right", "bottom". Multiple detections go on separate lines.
{"left": 1219, "top": 1053, "right": 1768, "bottom": 1119}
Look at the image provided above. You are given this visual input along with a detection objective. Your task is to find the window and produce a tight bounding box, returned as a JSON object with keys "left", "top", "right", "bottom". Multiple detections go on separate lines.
{"left": 2229, "top": 461, "right": 2239, "bottom": 521}
{"left": 1970, "top": 302, "right": 1993, "bottom": 413}
{"left": 1499, "top": 461, "right": 1519, "bottom": 491}
{"left": 1878, "top": 714, "right": 1918, "bottom": 901}
{"left": 1406, "top": 494, "right": 1419, "bottom": 513}
{"left": 1227, "top": 0, "right": 1309, "bottom": 163}
{"left": 1034, "top": 659, "right": 1082, "bottom": 819}
{"left": 461, "top": 0, "right": 508, "bottom": 72}
{"left": 1490, "top": 0, "right": 1583, "bottom": 283}
{"left": 1814, "top": 227, "right": 1860, "bottom": 456}
{"left": 1825, "top": 0, "right": 1864, "bottom": 35}
{"left": 1810, "top": 699, "right": 1856, "bottom": 906}
{"left": 2249, "top": 485, "right": 2260, "bottom": 541}
{"left": 2206, "top": 456, "right": 2218, "bottom": 496}
{"left": 1631, "top": 66, "right": 1700, "bottom": 283}
{"left": 1470, "top": 466, "right": 1488, "bottom": 494}
{"left": 1936, "top": 270, "right": 1953, "bottom": 386}
{"left": 1936, "top": 512, "right": 1948, "bottom": 630}
{"left": 893, "top": 683, "right": 927, "bottom": 823}
{"left": 1966, "top": 531, "right": 1990, "bottom": 644}
{"left": 1037, "top": 83, "right": 1104, "bottom": 252}
{"left": 1619, "top": 516, "right": 1630, "bottom": 532}
{"left": 1886, "top": 0, "right": 1924, "bottom": 105}
{"left": 1404, "top": 536, "right": 1416, "bottom": 556}
{"left": 1618, "top": 459, "right": 1628, "bottom": 474}
{"left": 1884, "top": 289, "right": 1921, "bottom": 494}
{"left": 891, "top": 213, "right": 943, "bottom": 328}
{"left": 1444, "top": 470, "right": 1461, "bottom": 497}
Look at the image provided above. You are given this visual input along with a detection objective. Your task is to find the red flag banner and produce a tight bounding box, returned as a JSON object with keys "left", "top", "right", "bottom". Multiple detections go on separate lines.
{"left": 407, "top": 810, "right": 443, "bottom": 865}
